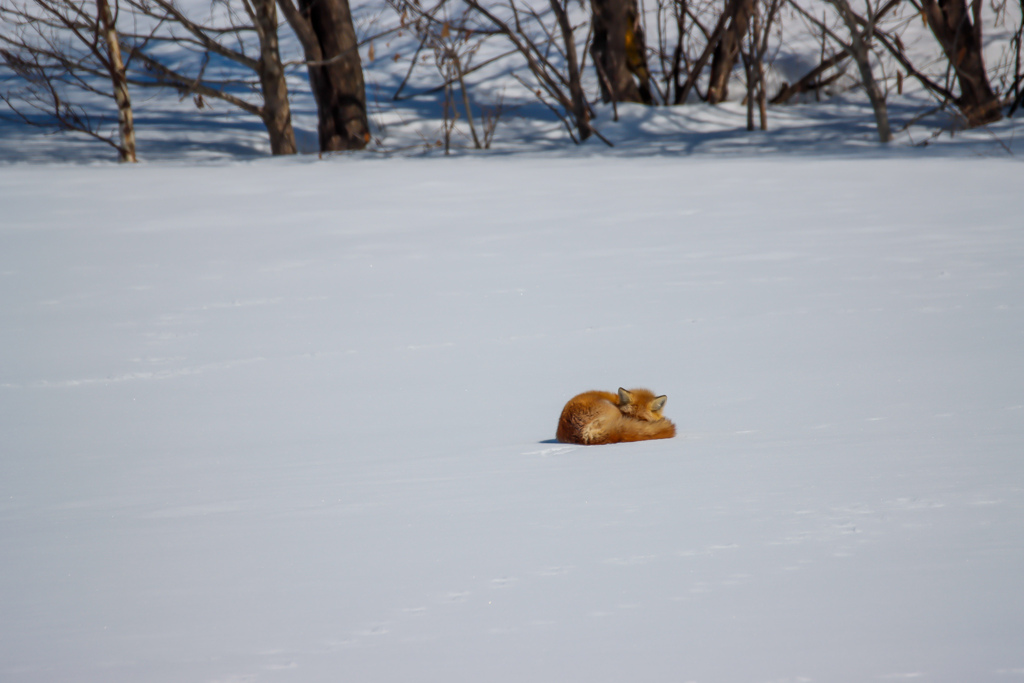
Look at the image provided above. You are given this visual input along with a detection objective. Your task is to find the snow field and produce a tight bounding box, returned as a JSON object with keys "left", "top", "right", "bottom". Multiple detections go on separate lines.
{"left": 1, "top": 156, "right": 1023, "bottom": 682}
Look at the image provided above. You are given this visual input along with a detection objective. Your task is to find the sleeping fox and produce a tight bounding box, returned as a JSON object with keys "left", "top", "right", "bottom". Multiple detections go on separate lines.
{"left": 556, "top": 387, "right": 676, "bottom": 445}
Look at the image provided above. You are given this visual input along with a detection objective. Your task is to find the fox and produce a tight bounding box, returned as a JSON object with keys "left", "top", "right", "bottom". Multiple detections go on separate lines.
{"left": 556, "top": 387, "right": 676, "bottom": 445}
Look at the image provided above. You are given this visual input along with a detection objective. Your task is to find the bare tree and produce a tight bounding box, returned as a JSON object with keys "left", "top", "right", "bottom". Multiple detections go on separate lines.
{"left": 675, "top": 0, "right": 739, "bottom": 105}
{"left": 1011, "top": 19, "right": 1024, "bottom": 115}
{"left": 278, "top": 0, "right": 370, "bottom": 151}
{"left": 550, "top": 0, "right": 596, "bottom": 129}
{"left": 1011, "top": 0, "right": 1023, "bottom": 115}
{"left": 788, "top": 0, "right": 892, "bottom": 142}
{"left": 831, "top": 0, "right": 892, "bottom": 141}
{"left": 462, "top": 0, "right": 611, "bottom": 144}
{"left": 914, "top": 0, "right": 1003, "bottom": 126}
{"left": 120, "top": 0, "right": 297, "bottom": 154}
{"left": 739, "top": 0, "right": 780, "bottom": 129}
{"left": 3, "top": 0, "right": 301, "bottom": 156}
{"left": 772, "top": 0, "right": 957, "bottom": 108}
{"left": 706, "top": 0, "right": 754, "bottom": 102}
{"left": 1, "top": 0, "right": 136, "bottom": 161}
{"left": 96, "top": 0, "right": 134, "bottom": 160}
{"left": 250, "top": 0, "right": 297, "bottom": 154}
{"left": 591, "top": 0, "right": 653, "bottom": 103}
{"left": 388, "top": 2, "right": 488, "bottom": 151}
{"left": 655, "top": 0, "right": 684, "bottom": 103}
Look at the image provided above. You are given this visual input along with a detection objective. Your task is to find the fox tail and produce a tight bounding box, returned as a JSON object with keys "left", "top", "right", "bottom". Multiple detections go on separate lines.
{"left": 611, "top": 417, "right": 676, "bottom": 443}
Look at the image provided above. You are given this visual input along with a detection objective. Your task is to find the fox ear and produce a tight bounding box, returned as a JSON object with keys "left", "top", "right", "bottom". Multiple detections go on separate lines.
{"left": 617, "top": 387, "right": 632, "bottom": 405}
{"left": 651, "top": 395, "right": 668, "bottom": 412}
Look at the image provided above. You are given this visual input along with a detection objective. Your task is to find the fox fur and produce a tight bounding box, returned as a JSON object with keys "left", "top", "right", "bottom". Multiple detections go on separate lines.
{"left": 556, "top": 387, "right": 676, "bottom": 445}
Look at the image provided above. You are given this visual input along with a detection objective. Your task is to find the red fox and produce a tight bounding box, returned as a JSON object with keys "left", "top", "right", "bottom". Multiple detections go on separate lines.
{"left": 556, "top": 387, "right": 676, "bottom": 445}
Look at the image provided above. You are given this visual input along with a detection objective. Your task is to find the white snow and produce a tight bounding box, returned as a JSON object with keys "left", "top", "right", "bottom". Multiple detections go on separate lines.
{"left": 3, "top": 0, "right": 1024, "bottom": 677}
{"left": 2, "top": 156, "right": 1023, "bottom": 682}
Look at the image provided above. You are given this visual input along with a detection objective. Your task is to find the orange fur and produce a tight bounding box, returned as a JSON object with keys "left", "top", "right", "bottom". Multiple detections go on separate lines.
{"left": 555, "top": 387, "right": 676, "bottom": 445}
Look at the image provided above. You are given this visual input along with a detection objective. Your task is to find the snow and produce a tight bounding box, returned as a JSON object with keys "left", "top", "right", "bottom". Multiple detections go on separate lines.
{"left": 2, "top": 156, "right": 1023, "bottom": 682}
{"left": 3, "top": 0, "right": 1024, "bottom": 676}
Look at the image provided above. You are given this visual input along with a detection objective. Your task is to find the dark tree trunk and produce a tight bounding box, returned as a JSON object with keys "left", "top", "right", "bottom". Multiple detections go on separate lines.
{"left": 280, "top": 0, "right": 369, "bottom": 151}
{"left": 253, "top": 0, "right": 297, "bottom": 155}
{"left": 706, "top": 0, "right": 754, "bottom": 104}
{"left": 920, "top": 0, "right": 1002, "bottom": 126}
{"left": 590, "top": 0, "right": 653, "bottom": 104}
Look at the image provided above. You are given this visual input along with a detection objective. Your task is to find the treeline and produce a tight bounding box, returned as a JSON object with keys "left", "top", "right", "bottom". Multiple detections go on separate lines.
{"left": 1, "top": 0, "right": 1021, "bottom": 161}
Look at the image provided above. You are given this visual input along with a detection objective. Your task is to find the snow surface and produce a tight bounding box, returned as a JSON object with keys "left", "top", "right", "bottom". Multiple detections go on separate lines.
{"left": 2, "top": 156, "right": 1023, "bottom": 682}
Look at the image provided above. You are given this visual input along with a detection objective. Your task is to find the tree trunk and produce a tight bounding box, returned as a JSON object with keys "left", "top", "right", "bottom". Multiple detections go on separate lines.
{"left": 252, "top": 0, "right": 297, "bottom": 154}
{"left": 706, "top": 0, "right": 754, "bottom": 104}
{"left": 590, "top": 0, "right": 653, "bottom": 104}
{"left": 96, "top": 0, "right": 136, "bottom": 162}
{"left": 550, "top": 0, "right": 592, "bottom": 140}
{"left": 301, "top": 0, "right": 368, "bottom": 150}
{"left": 830, "top": 0, "right": 891, "bottom": 142}
{"left": 847, "top": 28, "right": 892, "bottom": 142}
{"left": 920, "top": 0, "right": 1002, "bottom": 126}
{"left": 279, "top": 0, "right": 369, "bottom": 152}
